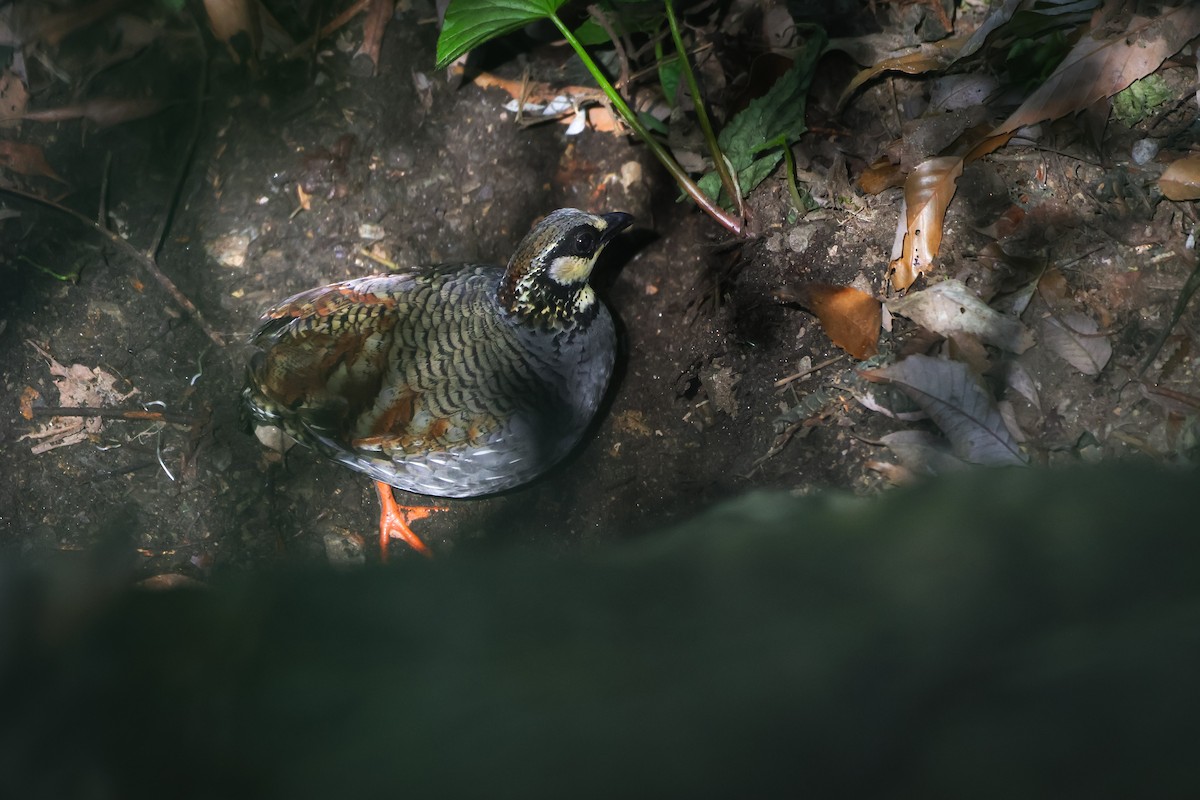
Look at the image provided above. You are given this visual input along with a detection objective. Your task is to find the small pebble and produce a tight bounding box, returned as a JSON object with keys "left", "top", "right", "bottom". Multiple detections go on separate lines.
{"left": 1131, "top": 138, "right": 1159, "bottom": 165}
{"left": 787, "top": 223, "right": 816, "bottom": 253}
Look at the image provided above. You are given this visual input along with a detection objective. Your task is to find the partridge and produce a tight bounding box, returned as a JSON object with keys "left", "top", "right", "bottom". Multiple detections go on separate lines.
{"left": 244, "top": 208, "right": 632, "bottom": 558}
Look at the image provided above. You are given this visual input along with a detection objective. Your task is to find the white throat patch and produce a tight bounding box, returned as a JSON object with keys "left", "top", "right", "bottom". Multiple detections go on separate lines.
{"left": 548, "top": 254, "right": 596, "bottom": 286}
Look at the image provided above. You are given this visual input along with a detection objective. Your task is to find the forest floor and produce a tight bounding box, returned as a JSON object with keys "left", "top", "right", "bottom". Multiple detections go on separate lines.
{"left": 1, "top": 0, "right": 1196, "bottom": 577}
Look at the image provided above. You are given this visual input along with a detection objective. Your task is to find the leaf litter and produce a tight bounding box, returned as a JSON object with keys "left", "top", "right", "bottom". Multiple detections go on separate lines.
{"left": 861, "top": 355, "right": 1028, "bottom": 467}
{"left": 887, "top": 279, "right": 1035, "bottom": 353}
{"left": 4, "top": 0, "right": 1200, "bottom": 571}
{"left": 19, "top": 341, "right": 140, "bottom": 454}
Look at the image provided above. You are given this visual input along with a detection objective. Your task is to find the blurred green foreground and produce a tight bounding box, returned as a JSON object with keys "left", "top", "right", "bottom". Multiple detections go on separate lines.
{"left": 1, "top": 461, "right": 1197, "bottom": 798}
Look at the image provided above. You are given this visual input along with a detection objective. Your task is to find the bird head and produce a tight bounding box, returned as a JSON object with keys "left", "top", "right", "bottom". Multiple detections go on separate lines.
{"left": 499, "top": 208, "right": 633, "bottom": 326}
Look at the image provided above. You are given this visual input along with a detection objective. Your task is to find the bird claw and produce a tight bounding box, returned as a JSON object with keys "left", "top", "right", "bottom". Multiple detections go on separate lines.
{"left": 375, "top": 481, "right": 447, "bottom": 561}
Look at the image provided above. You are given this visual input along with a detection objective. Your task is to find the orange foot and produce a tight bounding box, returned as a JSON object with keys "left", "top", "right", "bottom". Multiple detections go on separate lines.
{"left": 375, "top": 481, "right": 448, "bottom": 562}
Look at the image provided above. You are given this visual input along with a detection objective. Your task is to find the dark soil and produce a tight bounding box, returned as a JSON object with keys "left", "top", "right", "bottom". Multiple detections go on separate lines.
{"left": 2, "top": 3, "right": 1196, "bottom": 577}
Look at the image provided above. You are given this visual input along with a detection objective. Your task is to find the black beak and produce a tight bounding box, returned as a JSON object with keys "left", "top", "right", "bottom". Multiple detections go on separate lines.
{"left": 599, "top": 212, "right": 634, "bottom": 243}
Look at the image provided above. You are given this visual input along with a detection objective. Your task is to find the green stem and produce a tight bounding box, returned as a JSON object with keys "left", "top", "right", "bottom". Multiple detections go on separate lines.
{"left": 549, "top": 13, "right": 743, "bottom": 236}
{"left": 664, "top": 0, "right": 740, "bottom": 218}
{"left": 774, "top": 134, "right": 808, "bottom": 215}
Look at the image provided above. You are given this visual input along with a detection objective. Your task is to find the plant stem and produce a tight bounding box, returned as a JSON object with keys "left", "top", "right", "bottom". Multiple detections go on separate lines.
{"left": 771, "top": 133, "right": 809, "bottom": 215}
{"left": 664, "top": 0, "right": 741, "bottom": 219}
{"left": 549, "top": 13, "right": 743, "bottom": 236}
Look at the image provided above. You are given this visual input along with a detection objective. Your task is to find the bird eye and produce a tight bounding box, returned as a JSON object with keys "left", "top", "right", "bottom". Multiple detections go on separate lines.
{"left": 571, "top": 229, "right": 597, "bottom": 256}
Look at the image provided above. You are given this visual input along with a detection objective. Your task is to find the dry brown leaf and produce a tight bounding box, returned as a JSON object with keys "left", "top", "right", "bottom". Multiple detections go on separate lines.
{"left": 857, "top": 155, "right": 905, "bottom": 195}
{"left": 861, "top": 354, "right": 1026, "bottom": 466}
{"left": 355, "top": 0, "right": 392, "bottom": 74}
{"left": 471, "top": 70, "right": 611, "bottom": 132}
{"left": 776, "top": 283, "right": 882, "bottom": 360}
{"left": 203, "top": 0, "right": 262, "bottom": 64}
{"left": 21, "top": 96, "right": 163, "bottom": 128}
{"left": 947, "top": 333, "right": 991, "bottom": 375}
{"left": 31, "top": 0, "right": 128, "bottom": 46}
{"left": 878, "top": 430, "right": 971, "bottom": 476}
{"left": 20, "top": 341, "right": 140, "bottom": 454}
{"left": 1139, "top": 382, "right": 1200, "bottom": 417}
{"left": 138, "top": 574, "right": 207, "bottom": 590}
{"left": 0, "top": 69, "right": 28, "bottom": 129}
{"left": 1038, "top": 267, "right": 1070, "bottom": 306}
{"left": 0, "top": 140, "right": 65, "bottom": 182}
{"left": 19, "top": 386, "right": 39, "bottom": 420}
{"left": 865, "top": 459, "right": 917, "bottom": 485}
{"left": 836, "top": 44, "right": 960, "bottom": 111}
{"left": 889, "top": 156, "right": 963, "bottom": 292}
{"left": 962, "top": 130, "right": 1015, "bottom": 164}
{"left": 1158, "top": 154, "right": 1200, "bottom": 201}
{"left": 1041, "top": 312, "right": 1112, "bottom": 375}
{"left": 976, "top": 203, "right": 1027, "bottom": 240}
{"left": 887, "top": 278, "right": 1035, "bottom": 353}
{"left": 993, "top": 6, "right": 1200, "bottom": 136}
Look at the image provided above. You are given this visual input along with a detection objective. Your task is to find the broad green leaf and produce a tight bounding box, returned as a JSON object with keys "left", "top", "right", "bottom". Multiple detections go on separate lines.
{"left": 696, "top": 152, "right": 784, "bottom": 206}
{"left": 697, "top": 25, "right": 826, "bottom": 207}
{"left": 573, "top": 19, "right": 614, "bottom": 46}
{"left": 436, "top": 0, "right": 567, "bottom": 68}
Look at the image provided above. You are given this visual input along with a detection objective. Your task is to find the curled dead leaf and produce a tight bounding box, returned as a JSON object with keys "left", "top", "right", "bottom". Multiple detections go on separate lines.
{"left": 837, "top": 44, "right": 960, "bottom": 111}
{"left": 857, "top": 156, "right": 904, "bottom": 195}
{"left": 1158, "top": 154, "right": 1200, "bottom": 201}
{"left": 203, "top": 0, "right": 262, "bottom": 64}
{"left": 355, "top": 0, "right": 392, "bottom": 74}
{"left": 21, "top": 96, "right": 163, "bottom": 129}
{"left": 776, "top": 282, "right": 881, "bottom": 360}
{"left": 0, "top": 140, "right": 65, "bottom": 182}
{"left": 889, "top": 156, "right": 963, "bottom": 292}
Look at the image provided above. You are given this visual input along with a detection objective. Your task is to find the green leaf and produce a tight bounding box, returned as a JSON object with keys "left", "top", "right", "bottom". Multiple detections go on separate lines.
{"left": 436, "top": 0, "right": 568, "bottom": 68}
{"left": 637, "top": 111, "right": 669, "bottom": 135}
{"left": 696, "top": 152, "right": 783, "bottom": 207}
{"left": 697, "top": 25, "right": 827, "bottom": 207}
{"left": 577, "top": 3, "right": 672, "bottom": 47}
{"left": 572, "top": 19, "right": 613, "bottom": 46}
{"left": 655, "top": 41, "right": 681, "bottom": 105}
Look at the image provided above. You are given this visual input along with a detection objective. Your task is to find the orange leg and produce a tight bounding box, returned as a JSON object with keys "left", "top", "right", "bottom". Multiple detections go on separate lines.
{"left": 375, "top": 481, "right": 447, "bottom": 562}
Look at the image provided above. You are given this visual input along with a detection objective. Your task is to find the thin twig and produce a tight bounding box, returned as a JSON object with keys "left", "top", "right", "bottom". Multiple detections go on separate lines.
{"left": 1147, "top": 80, "right": 1200, "bottom": 133}
{"left": 3, "top": 8, "right": 222, "bottom": 346}
{"left": 587, "top": 5, "right": 631, "bottom": 89}
{"left": 1, "top": 185, "right": 225, "bottom": 346}
{"left": 33, "top": 406, "right": 197, "bottom": 426}
{"left": 285, "top": 0, "right": 372, "bottom": 60}
{"left": 775, "top": 354, "right": 847, "bottom": 388}
{"left": 98, "top": 150, "right": 111, "bottom": 229}
{"left": 148, "top": 18, "right": 209, "bottom": 262}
